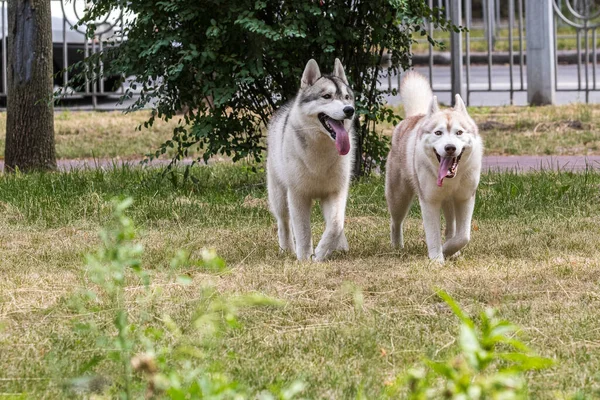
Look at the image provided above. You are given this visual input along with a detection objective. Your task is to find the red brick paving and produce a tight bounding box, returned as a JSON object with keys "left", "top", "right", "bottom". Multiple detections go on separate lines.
{"left": 2, "top": 156, "right": 600, "bottom": 173}
{"left": 482, "top": 155, "right": 600, "bottom": 172}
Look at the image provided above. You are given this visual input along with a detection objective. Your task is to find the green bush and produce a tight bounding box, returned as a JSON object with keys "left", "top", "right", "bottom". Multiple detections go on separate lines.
{"left": 68, "top": 198, "right": 299, "bottom": 398}
{"left": 72, "top": 0, "right": 457, "bottom": 175}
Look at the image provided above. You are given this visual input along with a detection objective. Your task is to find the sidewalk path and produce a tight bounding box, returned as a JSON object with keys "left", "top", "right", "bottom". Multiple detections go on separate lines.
{"left": 1, "top": 155, "right": 600, "bottom": 173}
{"left": 482, "top": 155, "right": 600, "bottom": 172}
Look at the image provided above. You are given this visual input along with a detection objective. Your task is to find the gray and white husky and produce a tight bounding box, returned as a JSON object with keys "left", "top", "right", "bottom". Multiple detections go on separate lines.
{"left": 385, "top": 71, "right": 484, "bottom": 263}
{"left": 267, "top": 58, "right": 355, "bottom": 261}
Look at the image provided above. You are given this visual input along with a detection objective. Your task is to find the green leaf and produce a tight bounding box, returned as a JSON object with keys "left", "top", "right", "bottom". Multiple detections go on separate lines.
{"left": 436, "top": 289, "right": 474, "bottom": 327}
{"left": 176, "top": 275, "right": 193, "bottom": 285}
{"left": 425, "top": 360, "right": 456, "bottom": 379}
{"left": 498, "top": 353, "right": 554, "bottom": 370}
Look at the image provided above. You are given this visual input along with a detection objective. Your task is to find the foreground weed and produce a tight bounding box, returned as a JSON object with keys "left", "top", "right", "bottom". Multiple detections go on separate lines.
{"left": 385, "top": 290, "right": 554, "bottom": 399}
{"left": 69, "top": 198, "right": 302, "bottom": 399}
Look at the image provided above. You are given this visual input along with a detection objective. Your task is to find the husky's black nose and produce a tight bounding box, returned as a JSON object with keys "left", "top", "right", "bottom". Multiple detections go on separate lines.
{"left": 445, "top": 144, "right": 456, "bottom": 155}
{"left": 343, "top": 106, "right": 355, "bottom": 118}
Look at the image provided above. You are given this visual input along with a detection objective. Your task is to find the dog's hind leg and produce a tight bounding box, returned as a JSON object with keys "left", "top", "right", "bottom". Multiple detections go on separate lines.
{"left": 267, "top": 175, "right": 294, "bottom": 253}
{"left": 315, "top": 192, "right": 348, "bottom": 261}
{"left": 443, "top": 195, "right": 475, "bottom": 259}
{"left": 288, "top": 191, "right": 314, "bottom": 260}
{"left": 387, "top": 185, "right": 414, "bottom": 249}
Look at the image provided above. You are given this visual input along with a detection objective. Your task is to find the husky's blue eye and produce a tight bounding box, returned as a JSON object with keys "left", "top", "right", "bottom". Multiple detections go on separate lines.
{"left": 434, "top": 130, "right": 443, "bottom": 136}
{"left": 456, "top": 130, "right": 463, "bottom": 135}
{"left": 322, "top": 94, "right": 332, "bottom": 99}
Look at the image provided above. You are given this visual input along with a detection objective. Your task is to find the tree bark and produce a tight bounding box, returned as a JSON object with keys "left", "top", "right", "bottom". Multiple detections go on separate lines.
{"left": 352, "top": 117, "right": 363, "bottom": 178}
{"left": 5, "top": 0, "right": 56, "bottom": 172}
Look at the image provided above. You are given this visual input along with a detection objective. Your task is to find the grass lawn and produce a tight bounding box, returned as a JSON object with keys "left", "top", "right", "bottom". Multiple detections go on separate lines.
{"left": 1, "top": 164, "right": 600, "bottom": 398}
{"left": 410, "top": 26, "right": 587, "bottom": 54}
{"left": 0, "top": 110, "right": 180, "bottom": 160}
{"left": 379, "top": 104, "right": 600, "bottom": 156}
{"left": 1, "top": 104, "right": 600, "bottom": 160}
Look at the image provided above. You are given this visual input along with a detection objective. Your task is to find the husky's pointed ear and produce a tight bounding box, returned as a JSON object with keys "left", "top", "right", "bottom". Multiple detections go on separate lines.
{"left": 454, "top": 94, "right": 467, "bottom": 114}
{"left": 428, "top": 96, "right": 440, "bottom": 115}
{"left": 333, "top": 58, "right": 349, "bottom": 85}
{"left": 301, "top": 59, "right": 321, "bottom": 89}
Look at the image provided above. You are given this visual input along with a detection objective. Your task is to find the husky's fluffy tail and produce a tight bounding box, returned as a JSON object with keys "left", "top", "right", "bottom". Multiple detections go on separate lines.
{"left": 400, "top": 71, "right": 433, "bottom": 118}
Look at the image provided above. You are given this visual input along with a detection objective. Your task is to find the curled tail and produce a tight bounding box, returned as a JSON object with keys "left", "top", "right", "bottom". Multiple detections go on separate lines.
{"left": 400, "top": 71, "right": 433, "bottom": 118}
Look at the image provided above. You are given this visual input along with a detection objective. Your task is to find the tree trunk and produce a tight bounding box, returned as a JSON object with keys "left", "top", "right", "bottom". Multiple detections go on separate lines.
{"left": 352, "top": 117, "right": 363, "bottom": 178}
{"left": 5, "top": 0, "right": 56, "bottom": 172}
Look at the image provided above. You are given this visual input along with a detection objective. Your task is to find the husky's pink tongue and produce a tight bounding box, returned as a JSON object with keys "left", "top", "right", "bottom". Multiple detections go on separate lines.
{"left": 328, "top": 119, "right": 351, "bottom": 156}
{"left": 437, "top": 157, "right": 454, "bottom": 187}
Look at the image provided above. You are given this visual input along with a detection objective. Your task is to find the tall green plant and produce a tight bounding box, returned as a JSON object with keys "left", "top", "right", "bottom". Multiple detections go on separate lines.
{"left": 71, "top": 198, "right": 298, "bottom": 399}
{"left": 384, "top": 290, "right": 554, "bottom": 399}
{"left": 69, "top": 0, "right": 458, "bottom": 176}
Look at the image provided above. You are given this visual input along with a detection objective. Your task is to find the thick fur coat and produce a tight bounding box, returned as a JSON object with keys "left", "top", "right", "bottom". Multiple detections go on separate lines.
{"left": 267, "top": 59, "right": 355, "bottom": 261}
{"left": 385, "top": 71, "right": 484, "bottom": 263}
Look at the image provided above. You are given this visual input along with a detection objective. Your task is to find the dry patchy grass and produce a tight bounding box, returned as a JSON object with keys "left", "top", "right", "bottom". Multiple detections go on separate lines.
{"left": 2, "top": 104, "right": 599, "bottom": 163}
{"left": 378, "top": 103, "right": 600, "bottom": 156}
{"left": 1, "top": 165, "right": 600, "bottom": 398}
{"left": 0, "top": 110, "right": 180, "bottom": 160}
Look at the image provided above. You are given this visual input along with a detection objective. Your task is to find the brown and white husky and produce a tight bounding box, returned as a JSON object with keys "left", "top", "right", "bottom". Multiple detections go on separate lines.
{"left": 385, "top": 71, "right": 484, "bottom": 263}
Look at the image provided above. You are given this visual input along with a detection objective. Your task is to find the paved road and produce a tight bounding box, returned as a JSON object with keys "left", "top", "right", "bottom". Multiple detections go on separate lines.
{"left": 2, "top": 156, "right": 600, "bottom": 173}
{"left": 52, "top": 64, "right": 600, "bottom": 111}
{"left": 384, "top": 64, "right": 600, "bottom": 106}
{"left": 54, "top": 64, "right": 600, "bottom": 111}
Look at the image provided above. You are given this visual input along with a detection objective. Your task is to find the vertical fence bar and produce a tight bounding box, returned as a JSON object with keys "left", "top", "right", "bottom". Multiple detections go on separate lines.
{"left": 91, "top": 39, "right": 97, "bottom": 108}
{"left": 576, "top": 30, "right": 582, "bottom": 90}
{"left": 99, "top": 36, "right": 105, "bottom": 94}
{"left": 554, "top": 10, "right": 558, "bottom": 91}
{"left": 594, "top": 28, "right": 597, "bottom": 90}
{"left": 120, "top": 16, "right": 126, "bottom": 95}
{"left": 483, "top": 0, "right": 488, "bottom": 51}
{"left": 486, "top": 0, "right": 493, "bottom": 90}
{"left": 84, "top": 40, "right": 90, "bottom": 95}
{"left": 518, "top": 0, "right": 524, "bottom": 90}
{"left": 584, "top": 26, "right": 589, "bottom": 102}
{"left": 63, "top": 12, "right": 69, "bottom": 87}
{"left": 465, "top": 0, "right": 472, "bottom": 105}
{"left": 449, "top": 0, "right": 463, "bottom": 103}
{"left": 495, "top": 0, "right": 501, "bottom": 30}
{"left": 428, "top": 0, "right": 434, "bottom": 89}
{"left": 444, "top": 0, "right": 450, "bottom": 21}
{"left": 490, "top": 0, "right": 496, "bottom": 50}
{"left": 508, "top": 0, "right": 515, "bottom": 104}
{"left": 2, "top": 1, "right": 7, "bottom": 96}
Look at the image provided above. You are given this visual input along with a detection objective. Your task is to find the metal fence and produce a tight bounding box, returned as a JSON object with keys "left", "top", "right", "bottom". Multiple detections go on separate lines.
{"left": 1, "top": 0, "right": 598, "bottom": 108}
{"left": 385, "top": 0, "right": 600, "bottom": 105}
{"left": 554, "top": 0, "right": 600, "bottom": 102}
{"left": 0, "top": 0, "right": 126, "bottom": 107}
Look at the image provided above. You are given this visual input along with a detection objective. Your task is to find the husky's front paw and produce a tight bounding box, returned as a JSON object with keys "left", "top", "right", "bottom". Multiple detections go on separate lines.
{"left": 335, "top": 234, "right": 349, "bottom": 252}
{"left": 279, "top": 243, "right": 295, "bottom": 254}
{"left": 279, "top": 247, "right": 292, "bottom": 255}
{"left": 313, "top": 247, "right": 332, "bottom": 262}
{"left": 429, "top": 254, "right": 445, "bottom": 264}
{"left": 295, "top": 247, "right": 314, "bottom": 261}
